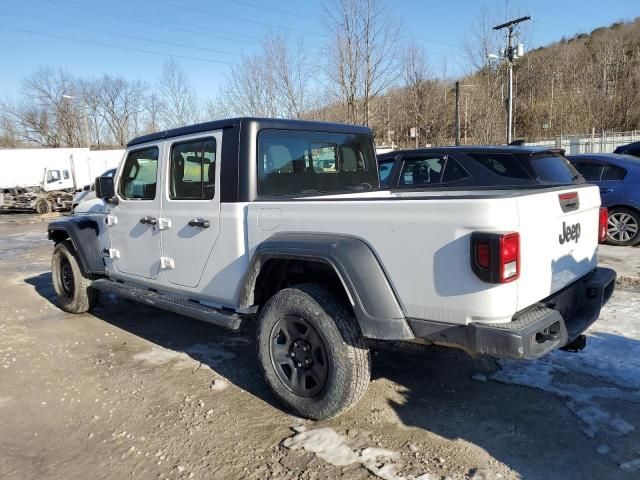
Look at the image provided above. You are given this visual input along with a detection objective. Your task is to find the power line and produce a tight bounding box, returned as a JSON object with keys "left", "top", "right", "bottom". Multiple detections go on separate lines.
{"left": 8, "top": 28, "right": 237, "bottom": 65}
{"left": 226, "top": 0, "right": 315, "bottom": 20}
{"left": 44, "top": 0, "right": 265, "bottom": 45}
{"left": 3, "top": 12, "right": 243, "bottom": 58}
{"left": 153, "top": 0, "right": 327, "bottom": 37}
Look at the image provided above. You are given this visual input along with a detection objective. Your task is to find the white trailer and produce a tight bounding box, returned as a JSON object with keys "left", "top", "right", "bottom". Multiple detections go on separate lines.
{"left": 0, "top": 147, "right": 123, "bottom": 212}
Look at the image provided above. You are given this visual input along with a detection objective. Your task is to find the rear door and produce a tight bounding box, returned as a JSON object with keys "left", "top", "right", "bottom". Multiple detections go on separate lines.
{"left": 515, "top": 185, "right": 601, "bottom": 310}
{"left": 598, "top": 163, "right": 628, "bottom": 206}
{"left": 160, "top": 132, "right": 222, "bottom": 288}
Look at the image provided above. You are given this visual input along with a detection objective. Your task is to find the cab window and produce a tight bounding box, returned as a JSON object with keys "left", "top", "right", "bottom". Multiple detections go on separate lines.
{"left": 571, "top": 162, "right": 603, "bottom": 181}
{"left": 169, "top": 138, "right": 216, "bottom": 200}
{"left": 46, "top": 170, "right": 61, "bottom": 183}
{"left": 378, "top": 160, "right": 394, "bottom": 187}
{"left": 399, "top": 157, "right": 468, "bottom": 186}
{"left": 602, "top": 164, "right": 626, "bottom": 181}
{"left": 118, "top": 147, "right": 159, "bottom": 200}
{"left": 468, "top": 153, "right": 530, "bottom": 179}
{"left": 257, "top": 129, "right": 378, "bottom": 196}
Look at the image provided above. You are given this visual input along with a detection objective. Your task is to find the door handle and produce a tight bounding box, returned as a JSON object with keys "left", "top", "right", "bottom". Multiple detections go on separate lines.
{"left": 188, "top": 218, "right": 210, "bottom": 228}
{"left": 139, "top": 216, "right": 157, "bottom": 225}
{"left": 600, "top": 188, "right": 613, "bottom": 193}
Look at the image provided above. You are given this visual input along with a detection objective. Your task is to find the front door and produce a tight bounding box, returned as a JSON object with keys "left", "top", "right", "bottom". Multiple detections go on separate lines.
{"left": 160, "top": 133, "right": 221, "bottom": 288}
{"left": 109, "top": 144, "right": 163, "bottom": 280}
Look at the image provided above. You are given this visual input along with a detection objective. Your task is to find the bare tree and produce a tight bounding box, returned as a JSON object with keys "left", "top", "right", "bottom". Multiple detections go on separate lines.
{"left": 402, "top": 41, "right": 429, "bottom": 147}
{"left": 0, "top": 67, "right": 87, "bottom": 146}
{"left": 216, "top": 52, "right": 277, "bottom": 117}
{"left": 324, "top": 0, "right": 400, "bottom": 126}
{"left": 94, "top": 75, "right": 148, "bottom": 146}
{"left": 144, "top": 92, "right": 164, "bottom": 134}
{"left": 264, "top": 33, "right": 314, "bottom": 119}
{"left": 158, "top": 58, "right": 200, "bottom": 128}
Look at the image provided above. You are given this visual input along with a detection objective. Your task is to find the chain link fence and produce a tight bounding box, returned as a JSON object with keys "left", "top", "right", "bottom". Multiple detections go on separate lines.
{"left": 525, "top": 130, "right": 640, "bottom": 154}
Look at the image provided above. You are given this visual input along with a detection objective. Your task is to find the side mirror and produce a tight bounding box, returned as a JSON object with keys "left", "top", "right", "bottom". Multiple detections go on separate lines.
{"left": 95, "top": 175, "right": 115, "bottom": 200}
{"left": 83, "top": 184, "right": 91, "bottom": 192}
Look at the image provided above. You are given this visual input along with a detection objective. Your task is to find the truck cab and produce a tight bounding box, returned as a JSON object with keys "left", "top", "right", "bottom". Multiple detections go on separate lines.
{"left": 47, "top": 117, "right": 616, "bottom": 420}
{"left": 43, "top": 167, "right": 75, "bottom": 192}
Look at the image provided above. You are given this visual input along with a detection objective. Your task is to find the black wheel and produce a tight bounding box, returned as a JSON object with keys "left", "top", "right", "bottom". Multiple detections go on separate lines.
{"left": 51, "top": 240, "right": 99, "bottom": 313}
{"left": 257, "top": 284, "right": 370, "bottom": 420}
{"left": 35, "top": 199, "right": 52, "bottom": 214}
{"left": 606, "top": 207, "right": 640, "bottom": 246}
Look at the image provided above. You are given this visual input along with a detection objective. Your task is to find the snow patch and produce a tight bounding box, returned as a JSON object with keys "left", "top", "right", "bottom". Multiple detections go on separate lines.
{"left": 134, "top": 343, "right": 235, "bottom": 370}
{"left": 491, "top": 290, "right": 640, "bottom": 438}
{"left": 620, "top": 458, "right": 640, "bottom": 472}
{"left": 283, "top": 427, "right": 441, "bottom": 480}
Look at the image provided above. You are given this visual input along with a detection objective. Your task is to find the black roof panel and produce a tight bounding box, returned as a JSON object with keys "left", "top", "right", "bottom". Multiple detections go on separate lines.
{"left": 128, "top": 117, "right": 372, "bottom": 147}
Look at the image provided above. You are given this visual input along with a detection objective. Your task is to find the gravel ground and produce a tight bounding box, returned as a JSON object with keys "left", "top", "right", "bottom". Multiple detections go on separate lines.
{"left": 599, "top": 243, "right": 640, "bottom": 289}
{"left": 1, "top": 213, "right": 639, "bottom": 480}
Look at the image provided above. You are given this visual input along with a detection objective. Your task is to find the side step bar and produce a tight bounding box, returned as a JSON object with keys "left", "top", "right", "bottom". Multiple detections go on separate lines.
{"left": 91, "top": 279, "right": 244, "bottom": 330}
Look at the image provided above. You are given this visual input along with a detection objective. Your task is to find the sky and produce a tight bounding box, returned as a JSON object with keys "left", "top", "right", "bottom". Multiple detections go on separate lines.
{"left": 0, "top": 0, "right": 638, "bottom": 102}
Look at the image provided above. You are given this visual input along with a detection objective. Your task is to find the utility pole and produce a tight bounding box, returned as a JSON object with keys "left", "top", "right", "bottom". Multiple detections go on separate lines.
{"left": 494, "top": 15, "right": 531, "bottom": 144}
{"left": 454, "top": 81, "right": 461, "bottom": 146}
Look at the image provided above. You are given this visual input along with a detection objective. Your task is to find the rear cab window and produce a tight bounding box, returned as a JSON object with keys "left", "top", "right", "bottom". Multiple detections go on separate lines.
{"left": 257, "top": 129, "right": 378, "bottom": 197}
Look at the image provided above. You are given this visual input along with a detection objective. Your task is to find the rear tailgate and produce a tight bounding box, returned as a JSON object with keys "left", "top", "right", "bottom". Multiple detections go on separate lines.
{"left": 516, "top": 184, "right": 601, "bottom": 311}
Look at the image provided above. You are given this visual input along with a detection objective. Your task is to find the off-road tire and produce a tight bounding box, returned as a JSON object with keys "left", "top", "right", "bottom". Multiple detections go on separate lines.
{"left": 51, "top": 240, "right": 99, "bottom": 313}
{"left": 257, "top": 283, "right": 370, "bottom": 420}
{"left": 35, "top": 199, "right": 52, "bottom": 214}
{"left": 606, "top": 207, "right": 640, "bottom": 246}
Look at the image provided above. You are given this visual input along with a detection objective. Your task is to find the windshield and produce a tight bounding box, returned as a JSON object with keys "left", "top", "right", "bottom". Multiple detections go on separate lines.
{"left": 525, "top": 153, "right": 584, "bottom": 184}
{"left": 257, "top": 129, "right": 378, "bottom": 197}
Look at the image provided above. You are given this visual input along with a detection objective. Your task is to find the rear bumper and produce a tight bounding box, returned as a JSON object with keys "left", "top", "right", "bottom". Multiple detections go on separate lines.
{"left": 408, "top": 267, "right": 616, "bottom": 360}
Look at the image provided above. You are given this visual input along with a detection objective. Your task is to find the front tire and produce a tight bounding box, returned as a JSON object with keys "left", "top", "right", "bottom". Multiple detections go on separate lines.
{"left": 257, "top": 284, "right": 370, "bottom": 420}
{"left": 606, "top": 207, "right": 640, "bottom": 246}
{"left": 51, "top": 240, "right": 98, "bottom": 313}
{"left": 35, "top": 199, "right": 52, "bottom": 214}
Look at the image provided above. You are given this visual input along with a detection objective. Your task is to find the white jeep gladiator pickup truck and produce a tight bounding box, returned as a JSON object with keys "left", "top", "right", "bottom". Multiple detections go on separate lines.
{"left": 48, "top": 118, "right": 616, "bottom": 419}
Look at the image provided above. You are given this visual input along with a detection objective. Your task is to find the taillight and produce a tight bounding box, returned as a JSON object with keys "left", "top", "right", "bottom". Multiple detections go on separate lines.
{"left": 599, "top": 207, "right": 608, "bottom": 243}
{"left": 499, "top": 233, "right": 520, "bottom": 282}
{"left": 471, "top": 232, "right": 520, "bottom": 283}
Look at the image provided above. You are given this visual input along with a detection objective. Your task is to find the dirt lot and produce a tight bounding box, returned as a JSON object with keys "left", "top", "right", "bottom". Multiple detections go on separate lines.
{"left": 1, "top": 213, "right": 639, "bottom": 480}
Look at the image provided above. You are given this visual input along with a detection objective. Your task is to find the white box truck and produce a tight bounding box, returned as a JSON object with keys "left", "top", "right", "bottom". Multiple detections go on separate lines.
{"left": 0, "top": 148, "right": 123, "bottom": 213}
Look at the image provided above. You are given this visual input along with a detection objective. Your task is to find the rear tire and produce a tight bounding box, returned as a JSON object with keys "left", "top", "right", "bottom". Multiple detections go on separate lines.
{"left": 257, "top": 284, "right": 370, "bottom": 420}
{"left": 606, "top": 207, "right": 640, "bottom": 246}
{"left": 51, "top": 240, "right": 99, "bottom": 313}
{"left": 35, "top": 199, "right": 52, "bottom": 214}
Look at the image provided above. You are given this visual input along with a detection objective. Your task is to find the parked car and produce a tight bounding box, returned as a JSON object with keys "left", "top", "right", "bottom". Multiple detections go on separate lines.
{"left": 48, "top": 118, "right": 614, "bottom": 420}
{"left": 613, "top": 141, "right": 640, "bottom": 158}
{"left": 567, "top": 153, "right": 640, "bottom": 246}
{"left": 378, "top": 146, "right": 583, "bottom": 189}
{"left": 72, "top": 168, "right": 117, "bottom": 212}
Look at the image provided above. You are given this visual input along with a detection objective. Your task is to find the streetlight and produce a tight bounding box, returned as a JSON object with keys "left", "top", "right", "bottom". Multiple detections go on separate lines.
{"left": 454, "top": 83, "right": 476, "bottom": 146}
{"left": 492, "top": 15, "right": 531, "bottom": 144}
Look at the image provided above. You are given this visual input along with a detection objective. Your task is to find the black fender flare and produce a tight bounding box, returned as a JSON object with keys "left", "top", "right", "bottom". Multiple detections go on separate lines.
{"left": 48, "top": 216, "right": 105, "bottom": 275}
{"left": 239, "top": 232, "right": 414, "bottom": 341}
